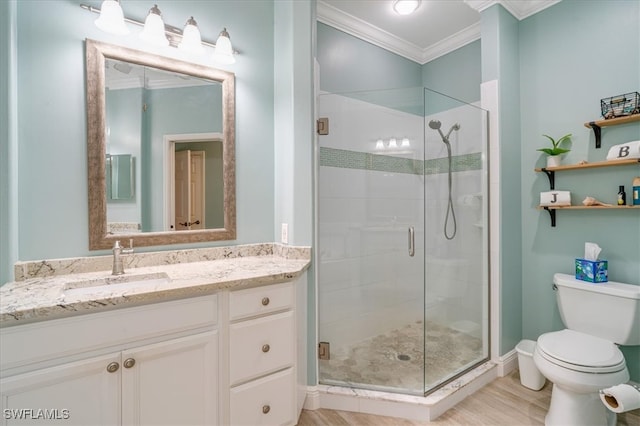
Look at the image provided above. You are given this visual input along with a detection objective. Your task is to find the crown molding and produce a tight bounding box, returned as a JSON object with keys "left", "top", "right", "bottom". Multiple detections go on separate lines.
{"left": 421, "top": 22, "right": 480, "bottom": 64}
{"left": 464, "top": 0, "right": 562, "bottom": 20}
{"left": 317, "top": 1, "right": 424, "bottom": 63}
{"left": 317, "top": 0, "right": 560, "bottom": 65}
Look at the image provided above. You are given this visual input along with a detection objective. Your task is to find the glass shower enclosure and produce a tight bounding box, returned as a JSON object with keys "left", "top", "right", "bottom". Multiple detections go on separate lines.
{"left": 317, "top": 87, "right": 489, "bottom": 395}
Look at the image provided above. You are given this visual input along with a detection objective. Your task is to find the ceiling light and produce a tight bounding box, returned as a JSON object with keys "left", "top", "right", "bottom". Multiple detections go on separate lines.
{"left": 140, "top": 4, "right": 169, "bottom": 47}
{"left": 178, "top": 16, "right": 204, "bottom": 54}
{"left": 393, "top": 0, "right": 421, "bottom": 15}
{"left": 213, "top": 28, "right": 236, "bottom": 64}
{"left": 94, "top": 0, "right": 129, "bottom": 35}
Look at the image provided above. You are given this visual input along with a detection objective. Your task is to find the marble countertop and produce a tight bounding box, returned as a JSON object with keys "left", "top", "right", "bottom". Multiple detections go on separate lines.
{"left": 0, "top": 243, "right": 310, "bottom": 327}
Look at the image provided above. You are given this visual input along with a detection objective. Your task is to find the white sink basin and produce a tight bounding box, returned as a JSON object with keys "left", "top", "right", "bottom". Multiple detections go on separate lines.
{"left": 63, "top": 272, "right": 171, "bottom": 298}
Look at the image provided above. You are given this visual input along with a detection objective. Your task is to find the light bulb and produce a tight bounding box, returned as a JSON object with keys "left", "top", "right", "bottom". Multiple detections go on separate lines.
{"left": 213, "top": 28, "right": 236, "bottom": 64}
{"left": 140, "top": 4, "right": 169, "bottom": 47}
{"left": 388, "top": 138, "right": 398, "bottom": 149}
{"left": 393, "top": 0, "right": 421, "bottom": 15}
{"left": 95, "top": 0, "right": 129, "bottom": 35}
{"left": 401, "top": 137, "right": 410, "bottom": 147}
{"left": 178, "top": 16, "right": 204, "bottom": 54}
{"left": 375, "top": 139, "right": 385, "bottom": 150}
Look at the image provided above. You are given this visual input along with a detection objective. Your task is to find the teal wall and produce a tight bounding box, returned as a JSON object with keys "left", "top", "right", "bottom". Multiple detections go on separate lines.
{"left": 274, "top": 0, "right": 316, "bottom": 384}
{"left": 481, "top": 4, "right": 524, "bottom": 357}
{"left": 1, "top": 0, "right": 18, "bottom": 283}
{"left": 317, "top": 22, "right": 422, "bottom": 93}
{"left": 422, "top": 40, "right": 481, "bottom": 104}
{"left": 3, "top": 0, "right": 276, "bottom": 280}
{"left": 519, "top": 0, "right": 640, "bottom": 381}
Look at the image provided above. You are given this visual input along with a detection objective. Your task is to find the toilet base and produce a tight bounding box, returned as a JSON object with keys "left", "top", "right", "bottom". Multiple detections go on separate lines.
{"left": 546, "top": 384, "right": 616, "bottom": 426}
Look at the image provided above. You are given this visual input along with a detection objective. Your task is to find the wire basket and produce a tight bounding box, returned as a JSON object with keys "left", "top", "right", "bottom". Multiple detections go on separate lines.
{"left": 601, "top": 92, "right": 640, "bottom": 119}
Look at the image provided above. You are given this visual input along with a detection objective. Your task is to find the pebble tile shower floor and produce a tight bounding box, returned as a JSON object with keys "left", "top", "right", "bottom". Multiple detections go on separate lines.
{"left": 319, "top": 320, "right": 483, "bottom": 391}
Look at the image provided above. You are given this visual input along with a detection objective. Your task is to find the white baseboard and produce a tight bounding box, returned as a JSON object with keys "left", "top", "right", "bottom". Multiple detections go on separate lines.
{"left": 303, "top": 386, "right": 321, "bottom": 410}
{"left": 496, "top": 349, "right": 518, "bottom": 377}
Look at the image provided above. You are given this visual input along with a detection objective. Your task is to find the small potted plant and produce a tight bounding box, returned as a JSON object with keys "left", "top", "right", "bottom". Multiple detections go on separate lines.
{"left": 538, "top": 133, "right": 571, "bottom": 168}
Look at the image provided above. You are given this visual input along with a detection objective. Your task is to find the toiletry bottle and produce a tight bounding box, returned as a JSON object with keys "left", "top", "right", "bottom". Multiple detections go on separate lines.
{"left": 633, "top": 177, "right": 640, "bottom": 206}
{"left": 617, "top": 185, "right": 626, "bottom": 206}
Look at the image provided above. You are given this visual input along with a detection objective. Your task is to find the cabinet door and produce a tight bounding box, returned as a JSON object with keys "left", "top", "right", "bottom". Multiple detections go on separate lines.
{"left": 121, "top": 331, "right": 218, "bottom": 426}
{"left": 0, "top": 353, "right": 120, "bottom": 426}
{"left": 230, "top": 368, "right": 295, "bottom": 426}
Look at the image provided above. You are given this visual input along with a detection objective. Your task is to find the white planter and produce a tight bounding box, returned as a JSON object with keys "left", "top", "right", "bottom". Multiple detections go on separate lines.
{"left": 546, "top": 155, "right": 562, "bottom": 168}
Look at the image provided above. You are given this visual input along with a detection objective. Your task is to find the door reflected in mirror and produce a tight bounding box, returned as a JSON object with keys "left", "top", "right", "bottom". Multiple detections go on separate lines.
{"left": 87, "top": 40, "right": 236, "bottom": 250}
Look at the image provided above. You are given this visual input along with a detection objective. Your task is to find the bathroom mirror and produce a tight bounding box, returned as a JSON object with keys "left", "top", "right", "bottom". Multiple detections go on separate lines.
{"left": 86, "top": 39, "right": 236, "bottom": 250}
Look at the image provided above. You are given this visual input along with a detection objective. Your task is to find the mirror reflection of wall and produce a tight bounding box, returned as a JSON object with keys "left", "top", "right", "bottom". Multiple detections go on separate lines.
{"left": 104, "top": 58, "right": 223, "bottom": 233}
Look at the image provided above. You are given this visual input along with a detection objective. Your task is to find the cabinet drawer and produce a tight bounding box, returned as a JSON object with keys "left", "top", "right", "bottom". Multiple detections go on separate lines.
{"left": 229, "top": 282, "right": 294, "bottom": 321}
{"left": 1, "top": 295, "right": 218, "bottom": 372}
{"left": 230, "top": 368, "right": 295, "bottom": 426}
{"left": 229, "top": 311, "right": 294, "bottom": 385}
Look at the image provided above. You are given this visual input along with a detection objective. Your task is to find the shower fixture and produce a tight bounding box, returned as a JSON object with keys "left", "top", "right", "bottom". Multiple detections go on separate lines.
{"left": 428, "top": 120, "right": 460, "bottom": 240}
{"left": 428, "top": 120, "right": 460, "bottom": 145}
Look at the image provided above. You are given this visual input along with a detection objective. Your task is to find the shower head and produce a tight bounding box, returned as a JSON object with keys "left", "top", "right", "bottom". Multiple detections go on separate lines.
{"left": 429, "top": 120, "right": 460, "bottom": 144}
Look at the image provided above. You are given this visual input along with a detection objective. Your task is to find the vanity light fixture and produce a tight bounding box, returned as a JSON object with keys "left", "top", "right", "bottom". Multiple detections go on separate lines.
{"left": 213, "top": 28, "right": 236, "bottom": 65}
{"left": 178, "top": 17, "right": 204, "bottom": 54}
{"left": 94, "top": 0, "right": 129, "bottom": 35}
{"left": 375, "top": 139, "right": 385, "bottom": 150}
{"left": 401, "top": 137, "right": 410, "bottom": 148}
{"left": 388, "top": 138, "right": 398, "bottom": 149}
{"left": 393, "top": 0, "right": 421, "bottom": 15}
{"left": 80, "top": 2, "right": 238, "bottom": 64}
{"left": 139, "top": 4, "right": 169, "bottom": 47}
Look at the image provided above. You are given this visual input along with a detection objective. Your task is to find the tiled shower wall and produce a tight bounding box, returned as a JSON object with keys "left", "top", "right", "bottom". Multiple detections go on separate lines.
{"left": 318, "top": 92, "right": 486, "bottom": 350}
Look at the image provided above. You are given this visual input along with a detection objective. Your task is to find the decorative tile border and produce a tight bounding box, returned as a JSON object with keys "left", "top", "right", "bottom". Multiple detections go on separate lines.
{"left": 319, "top": 147, "right": 482, "bottom": 175}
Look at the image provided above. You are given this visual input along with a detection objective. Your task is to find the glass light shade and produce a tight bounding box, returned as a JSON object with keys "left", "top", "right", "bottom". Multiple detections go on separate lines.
{"left": 178, "top": 17, "right": 204, "bottom": 55}
{"left": 401, "top": 137, "right": 410, "bottom": 147}
{"left": 213, "top": 28, "right": 236, "bottom": 64}
{"left": 140, "top": 5, "right": 169, "bottom": 47}
{"left": 375, "top": 139, "right": 384, "bottom": 150}
{"left": 388, "top": 138, "right": 398, "bottom": 148}
{"left": 95, "top": 0, "right": 129, "bottom": 35}
{"left": 393, "top": 0, "right": 421, "bottom": 15}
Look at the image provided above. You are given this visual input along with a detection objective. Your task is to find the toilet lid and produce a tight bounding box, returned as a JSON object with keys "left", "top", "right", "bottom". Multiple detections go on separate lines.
{"left": 537, "top": 329, "right": 626, "bottom": 373}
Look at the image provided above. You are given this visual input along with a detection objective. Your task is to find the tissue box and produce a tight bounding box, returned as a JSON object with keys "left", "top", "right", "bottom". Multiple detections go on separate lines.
{"left": 575, "top": 258, "right": 608, "bottom": 283}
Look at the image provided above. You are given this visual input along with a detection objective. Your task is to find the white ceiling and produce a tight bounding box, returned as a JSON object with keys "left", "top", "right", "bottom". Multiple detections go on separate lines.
{"left": 317, "top": 0, "right": 561, "bottom": 64}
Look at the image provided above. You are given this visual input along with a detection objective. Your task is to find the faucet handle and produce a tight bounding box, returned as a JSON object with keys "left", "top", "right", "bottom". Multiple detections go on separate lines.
{"left": 113, "top": 240, "right": 122, "bottom": 250}
{"left": 123, "top": 238, "right": 134, "bottom": 254}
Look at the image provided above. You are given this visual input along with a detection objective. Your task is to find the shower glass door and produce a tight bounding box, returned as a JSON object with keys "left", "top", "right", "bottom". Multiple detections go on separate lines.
{"left": 317, "top": 88, "right": 427, "bottom": 394}
{"left": 317, "top": 87, "right": 489, "bottom": 396}
{"left": 423, "top": 88, "right": 489, "bottom": 391}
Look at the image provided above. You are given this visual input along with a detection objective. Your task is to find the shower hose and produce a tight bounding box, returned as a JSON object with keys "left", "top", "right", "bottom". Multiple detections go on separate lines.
{"left": 444, "top": 143, "right": 457, "bottom": 240}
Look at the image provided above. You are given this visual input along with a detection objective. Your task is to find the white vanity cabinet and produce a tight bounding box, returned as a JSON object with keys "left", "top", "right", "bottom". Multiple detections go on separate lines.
{"left": 0, "top": 296, "right": 219, "bottom": 426}
{"left": 227, "top": 278, "right": 305, "bottom": 426}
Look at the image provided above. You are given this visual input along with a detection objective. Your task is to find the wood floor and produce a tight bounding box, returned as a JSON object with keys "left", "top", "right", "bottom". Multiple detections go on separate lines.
{"left": 298, "top": 371, "right": 640, "bottom": 425}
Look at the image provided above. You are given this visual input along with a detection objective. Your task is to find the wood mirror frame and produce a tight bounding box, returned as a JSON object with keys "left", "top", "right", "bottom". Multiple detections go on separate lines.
{"left": 86, "top": 39, "right": 236, "bottom": 250}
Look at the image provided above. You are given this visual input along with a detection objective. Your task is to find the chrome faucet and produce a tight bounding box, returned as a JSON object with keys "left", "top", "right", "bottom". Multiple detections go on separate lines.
{"left": 112, "top": 239, "right": 134, "bottom": 275}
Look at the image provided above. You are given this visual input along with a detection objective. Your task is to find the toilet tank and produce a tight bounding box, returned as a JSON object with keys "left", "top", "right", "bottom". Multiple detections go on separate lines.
{"left": 554, "top": 273, "right": 640, "bottom": 345}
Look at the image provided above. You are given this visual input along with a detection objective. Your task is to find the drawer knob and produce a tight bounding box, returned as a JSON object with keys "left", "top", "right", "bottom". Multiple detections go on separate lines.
{"left": 106, "top": 362, "right": 119, "bottom": 373}
{"left": 262, "top": 344, "right": 270, "bottom": 353}
{"left": 123, "top": 358, "right": 136, "bottom": 369}
{"left": 262, "top": 405, "right": 271, "bottom": 414}
{"left": 261, "top": 297, "right": 270, "bottom": 306}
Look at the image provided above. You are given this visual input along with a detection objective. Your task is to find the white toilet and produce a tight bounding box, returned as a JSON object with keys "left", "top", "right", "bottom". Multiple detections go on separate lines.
{"left": 533, "top": 273, "right": 640, "bottom": 426}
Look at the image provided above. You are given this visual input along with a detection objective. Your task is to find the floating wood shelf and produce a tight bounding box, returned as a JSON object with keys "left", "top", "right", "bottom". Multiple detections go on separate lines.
{"left": 583, "top": 114, "right": 640, "bottom": 148}
{"left": 537, "top": 205, "right": 640, "bottom": 227}
{"left": 534, "top": 159, "right": 639, "bottom": 190}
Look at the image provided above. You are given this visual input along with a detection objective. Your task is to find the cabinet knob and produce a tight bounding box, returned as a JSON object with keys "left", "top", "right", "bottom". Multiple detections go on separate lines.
{"left": 123, "top": 358, "right": 136, "bottom": 369}
{"left": 106, "top": 362, "right": 120, "bottom": 373}
{"left": 261, "top": 297, "right": 270, "bottom": 306}
{"left": 262, "top": 344, "right": 270, "bottom": 353}
{"left": 262, "top": 405, "right": 271, "bottom": 414}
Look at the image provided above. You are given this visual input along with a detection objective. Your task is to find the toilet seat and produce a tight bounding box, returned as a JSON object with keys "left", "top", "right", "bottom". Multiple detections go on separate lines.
{"left": 537, "top": 329, "right": 626, "bottom": 374}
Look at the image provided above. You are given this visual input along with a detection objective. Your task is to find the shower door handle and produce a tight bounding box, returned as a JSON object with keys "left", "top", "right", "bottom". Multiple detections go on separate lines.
{"left": 408, "top": 226, "right": 415, "bottom": 257}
